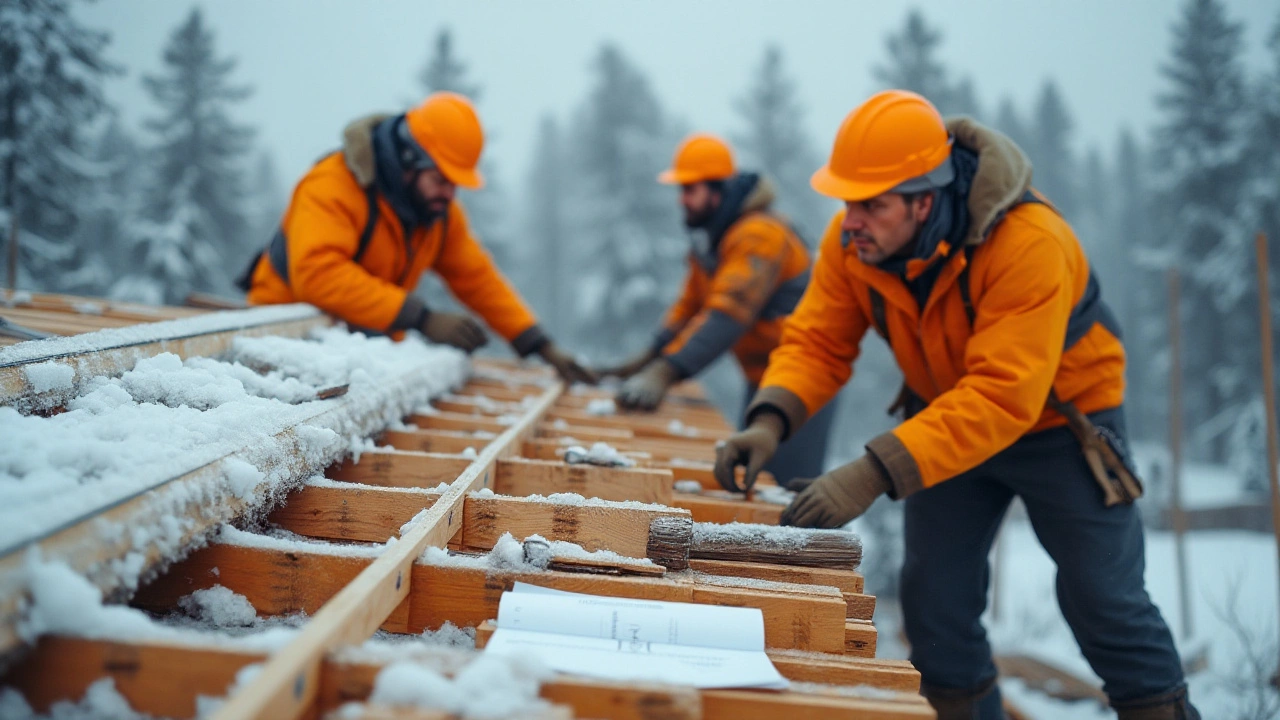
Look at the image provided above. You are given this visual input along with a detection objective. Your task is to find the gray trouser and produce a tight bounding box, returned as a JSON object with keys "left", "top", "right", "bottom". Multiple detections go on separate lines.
{"left": 900, "top": 406, "right": 1186, "bottom": 715}
{"left": 742, "top": 384, "right": 836, "bottom": 488}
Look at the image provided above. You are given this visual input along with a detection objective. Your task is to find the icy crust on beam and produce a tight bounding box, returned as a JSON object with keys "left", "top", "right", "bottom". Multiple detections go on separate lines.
{"left": 214, "top": 525, "right": 392, "bottom": 559}
{"left": 691, "top": 521, "right": 862, "bottom": 550}
{"left": 468, "top": 488, "right": 670, "bottom": 513}
{"left": 0, "top": 303, "right": 319, "bottom": 366}
{"left": 419, "top": 532, "right": 657, "bottom": 572}
{"left": 0, "top": 328, "right": 467, "bottom": 580}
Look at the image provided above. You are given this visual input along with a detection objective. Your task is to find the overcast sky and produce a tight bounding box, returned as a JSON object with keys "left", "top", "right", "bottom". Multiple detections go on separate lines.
{"left": 79, "top": 0, "right": 1277, "bottom": 195}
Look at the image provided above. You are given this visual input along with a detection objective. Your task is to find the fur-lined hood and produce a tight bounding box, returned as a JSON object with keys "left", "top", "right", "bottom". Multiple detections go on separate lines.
{"left": 340, "top": 113, "right": 392, "bottom": 188}
{"left": 945, "top": 117, "right": 1033, "bottom": 246}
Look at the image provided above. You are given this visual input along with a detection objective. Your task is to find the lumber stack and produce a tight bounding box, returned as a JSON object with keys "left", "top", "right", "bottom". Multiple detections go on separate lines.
{"left": 0, "top": 298, "right": 932, "bottom": 719}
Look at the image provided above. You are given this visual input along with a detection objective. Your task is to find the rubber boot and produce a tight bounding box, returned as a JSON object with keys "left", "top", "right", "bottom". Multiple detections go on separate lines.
{"left": 921, "top": 677, "right": 1006, "bottom": 720}
{"left": 1113, "top": 686, "right": 1201, "bottom": 720}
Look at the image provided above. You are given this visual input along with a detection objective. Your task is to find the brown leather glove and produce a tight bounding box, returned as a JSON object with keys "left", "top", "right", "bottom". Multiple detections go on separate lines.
{"left": 713, "top": 412, "right": 784, "bottom": 493}
{"left": 596, "top": 348, "right": 657, "bottom": 380}
{"left": 539, "top": 342, "right": 598, "bottom": 386}
{"left": 616, "top": 359, "right": 680, "bottom": 411}
{"left": 780, "top": 455, "right": 892, "bottom": 528}
{"left": 419, "top": 311, "right": 487, "bottom": 353}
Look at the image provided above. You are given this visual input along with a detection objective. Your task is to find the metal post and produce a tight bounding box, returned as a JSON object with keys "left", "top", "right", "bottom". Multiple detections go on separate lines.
{"left": 1167, "top": 268, "right": 1193, "bottom": 639}
{"left": 1255, "top": 232, "right": 1280, "bottom": 672}
{"left": 6, "top": 206, "right": 16, "bottom": 292}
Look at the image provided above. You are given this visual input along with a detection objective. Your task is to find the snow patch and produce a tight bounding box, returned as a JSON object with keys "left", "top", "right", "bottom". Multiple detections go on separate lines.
{"left": 177, "top": 585, "right": 258, "bottom": 627}
{"left": 358, "top": 653, "right": 552, "bottom": 719}
{"left": 585, "top": 398, "right": 617, "bottom": 416}
{"left": 22, "top": 361, "right": 75, "bottom": 394}
{"left": 562, "top": 441, "right": 636, "bottom": 468}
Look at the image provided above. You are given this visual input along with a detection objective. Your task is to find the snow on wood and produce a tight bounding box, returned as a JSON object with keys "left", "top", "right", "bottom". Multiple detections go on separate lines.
{"left": 0, "top": 304, "right": 327, "bottom": 411}
{"left": 0, "top": 328, "right": 469, "bottom": 656}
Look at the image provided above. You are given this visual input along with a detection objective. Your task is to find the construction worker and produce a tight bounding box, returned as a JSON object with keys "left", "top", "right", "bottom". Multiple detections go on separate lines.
{"left": 714, "top": 91, "right": 1197, "bottom": 719}
{"left": 600, "top": 133, "right": 834, "bottom": 487}
{"left": 244, "top": 92, "right": 593, "bottom": 385}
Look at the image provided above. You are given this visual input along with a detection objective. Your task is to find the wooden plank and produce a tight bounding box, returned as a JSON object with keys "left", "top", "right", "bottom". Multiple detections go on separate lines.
{"left": 208, "top": 382, "right": 561, "bottom": 720}
{"left": 430, "top": 396, "right": 517, "bottom": 416}
{"left": 0, "top": 304, "right": 326, "bottom": 409}
{"left": 994, "top": 654, "right": 1107, "bottom": 703}
{"left": 0, "top": 635, "right": 260, "bottom": 718}
{"left": 536, "top": 422, "right": 636, "bottom": 444}
{"left": 459, "top": 495, "right": 690, "bottom": 559}
{"left": 672, "top": 494, "right": 784, "bottom": 525}
{"left": 268, "top": 481, "right": 689, "bottom": 556}
{"left": 408, "top": 563, "right": 847, "bottom": 653}
{"left": 661, "top": 461, "right": 778, "bottom": 491}
{"left": 686, "top": 559, "right": 865, "bottom": 595}
{"left": 408, "top": 411, "right": 509, "bottom": 435}
{"left": 494, "top": 457, "right": 674, "bottom": 505}
{"left": 327, "top": 451, "right": 472, "bottom": 489}
{"left": 845, "top": 619, "right": 878, "bottom": 657}
{"left": 128, "top": 542, "right": 416, "bottom": 632}
{"left": 544, "top": 408, "right": 731, "bottom": 439}
{"left": 267, "top": 483, "right": 437, "bottom": 544}
{"left": 521, "top": 438, "right": 648, "bottom": 464}
{"left": 380, "top": 428, "right": 492, "bottom": 455}
{"left": 700, "top": 689, "right": 934, "bottom": 719}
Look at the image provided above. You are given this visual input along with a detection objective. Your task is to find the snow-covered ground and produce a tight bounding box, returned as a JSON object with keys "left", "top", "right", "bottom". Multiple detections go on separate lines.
{"left": 859, "top": 459, "right": 1280, "bottom": 719}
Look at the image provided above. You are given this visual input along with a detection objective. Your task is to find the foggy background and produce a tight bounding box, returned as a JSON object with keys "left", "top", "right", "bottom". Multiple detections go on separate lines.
{"left": 4, "top": 1, "right": 1280, "bottom": 711}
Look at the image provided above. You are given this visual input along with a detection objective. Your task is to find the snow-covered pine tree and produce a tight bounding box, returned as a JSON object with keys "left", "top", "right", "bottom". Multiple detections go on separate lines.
{"left": 566, "top": 43, "right": 682, "bottom": 356}
{"left": 0, "top": 0, "right": 115, "bottom": 291}
{"left": 523, "top": 115, "right": 568, "bottom": 336}
{"left": 731, "top": 45, "right": 831, "bottom": 240}
{"left": 69, "top": 118, "right": 142, "bottom": 294}
{"left": 412, "top": 28, "right": 526, "bottom": 331}
{"left": 1028, "top": 80, "right": 1079, "bottom": 221}
{"left": 116, "top": 8, "right": 254, "bottom": 304}
{"left": 873, "top": 9, "right": 982, "bottom": 118}
{"left": 993, "top": 97, "right": 1032, "bottom": 153}
{"left": 1153, "top": 0, "right": 1253, "bottom": 463}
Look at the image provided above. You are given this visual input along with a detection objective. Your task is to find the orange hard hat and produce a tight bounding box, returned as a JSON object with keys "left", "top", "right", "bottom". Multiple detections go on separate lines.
{"left": 403, "top": 92, "right": 485, "bottom": 189}
{"left": 657, "top": 133, "right": 735, "bottom": 185}
{"left": 811, "top": 90, "right": 954, "bottom": 201}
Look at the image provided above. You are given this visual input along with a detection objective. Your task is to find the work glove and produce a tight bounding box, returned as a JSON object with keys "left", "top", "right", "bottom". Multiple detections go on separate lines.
{"left": 539, "top": 342, "right": 599, "bottom": 386}
{"left": 595, "top": 349, "right": 657, "bottom": 381}
{"left": 713, "top": 412, "right": 784, "bottom": 493}
{"left": 615, "top": 359, "right": 681, "bottom": 411}
{"left": 780, "top": 455, "right": 892, "bottom": 528}
{"left": 419, "top": 311, "right": 487, "bottom": 353}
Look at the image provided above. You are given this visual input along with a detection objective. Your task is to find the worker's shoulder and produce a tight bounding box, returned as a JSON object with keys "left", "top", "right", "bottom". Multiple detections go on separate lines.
{"left": 296, "top": 152, "right": 365, "bottom": 202}
{"left": 981, "top": 202, "right": 1083, "bottom": 282}
{"left": 723, "top": 210, "right": 796, "bottom": 249}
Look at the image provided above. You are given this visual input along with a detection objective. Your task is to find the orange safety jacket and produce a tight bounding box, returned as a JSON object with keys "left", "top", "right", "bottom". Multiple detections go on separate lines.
{"left": 245, "top": 114, "right": 544, "bottom": 353}
{"left": 655, "top": 175, "right": 813, "bottom": 385}
{"left": 748, "top": 119, "right": 1125, "bottom": 498}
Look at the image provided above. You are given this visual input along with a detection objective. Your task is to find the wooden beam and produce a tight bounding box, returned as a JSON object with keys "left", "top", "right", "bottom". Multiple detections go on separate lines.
{"left": 267, "top": 483, "right": 437, "bottom": 544}
{"left": 429, "top": 396, "right": 516, "bottom": 416}
{"left": 0, "top": 304, "right": 327, "bottom": 409}
{"left": 672, "top": 494, "right": 784, "bottom": 525}
{"left": 458, "top": 494, "right": 689, "bottom": 558}
{"left": 845, "top": 619, "right": 878, "bottom": 657}
{"left": 267, "top": 480, "right": 689, "bottom": 557}
{"left": 521, "top": 438, "right": 648, "bottom": 464}
{"left": 407, "top": 563, "right": 847, "bottom": 653}
{"left": 686, "top": 559, "right": 865, "bottom": 595}
{"left": 535, "top": 422, "right": 635, "bottom": 444}
{"left": 327, "top": 451, "right": 472, "bottom": 489}
{"left": 658, "top": 460, "right": 778, "bottom": 492}
{"left": 208, "top": 383, "right": 561, "bottom": 720}
{"left": 408, "top": 411, "right": 509, "bottom": 435}
{"left": 1, "top": 635, "right": 259, "bottom": 719}
{"left": 544, "top": 408, "right": 731, "bottom": 439}
{"left": 700, "top": 689, "right": 933, "bottom": 719}
{"left": 380, "top": 428, "right": 491, "bottom": 455}
{"left": 494, "top": 457, "right": 674, "bottom": 506}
